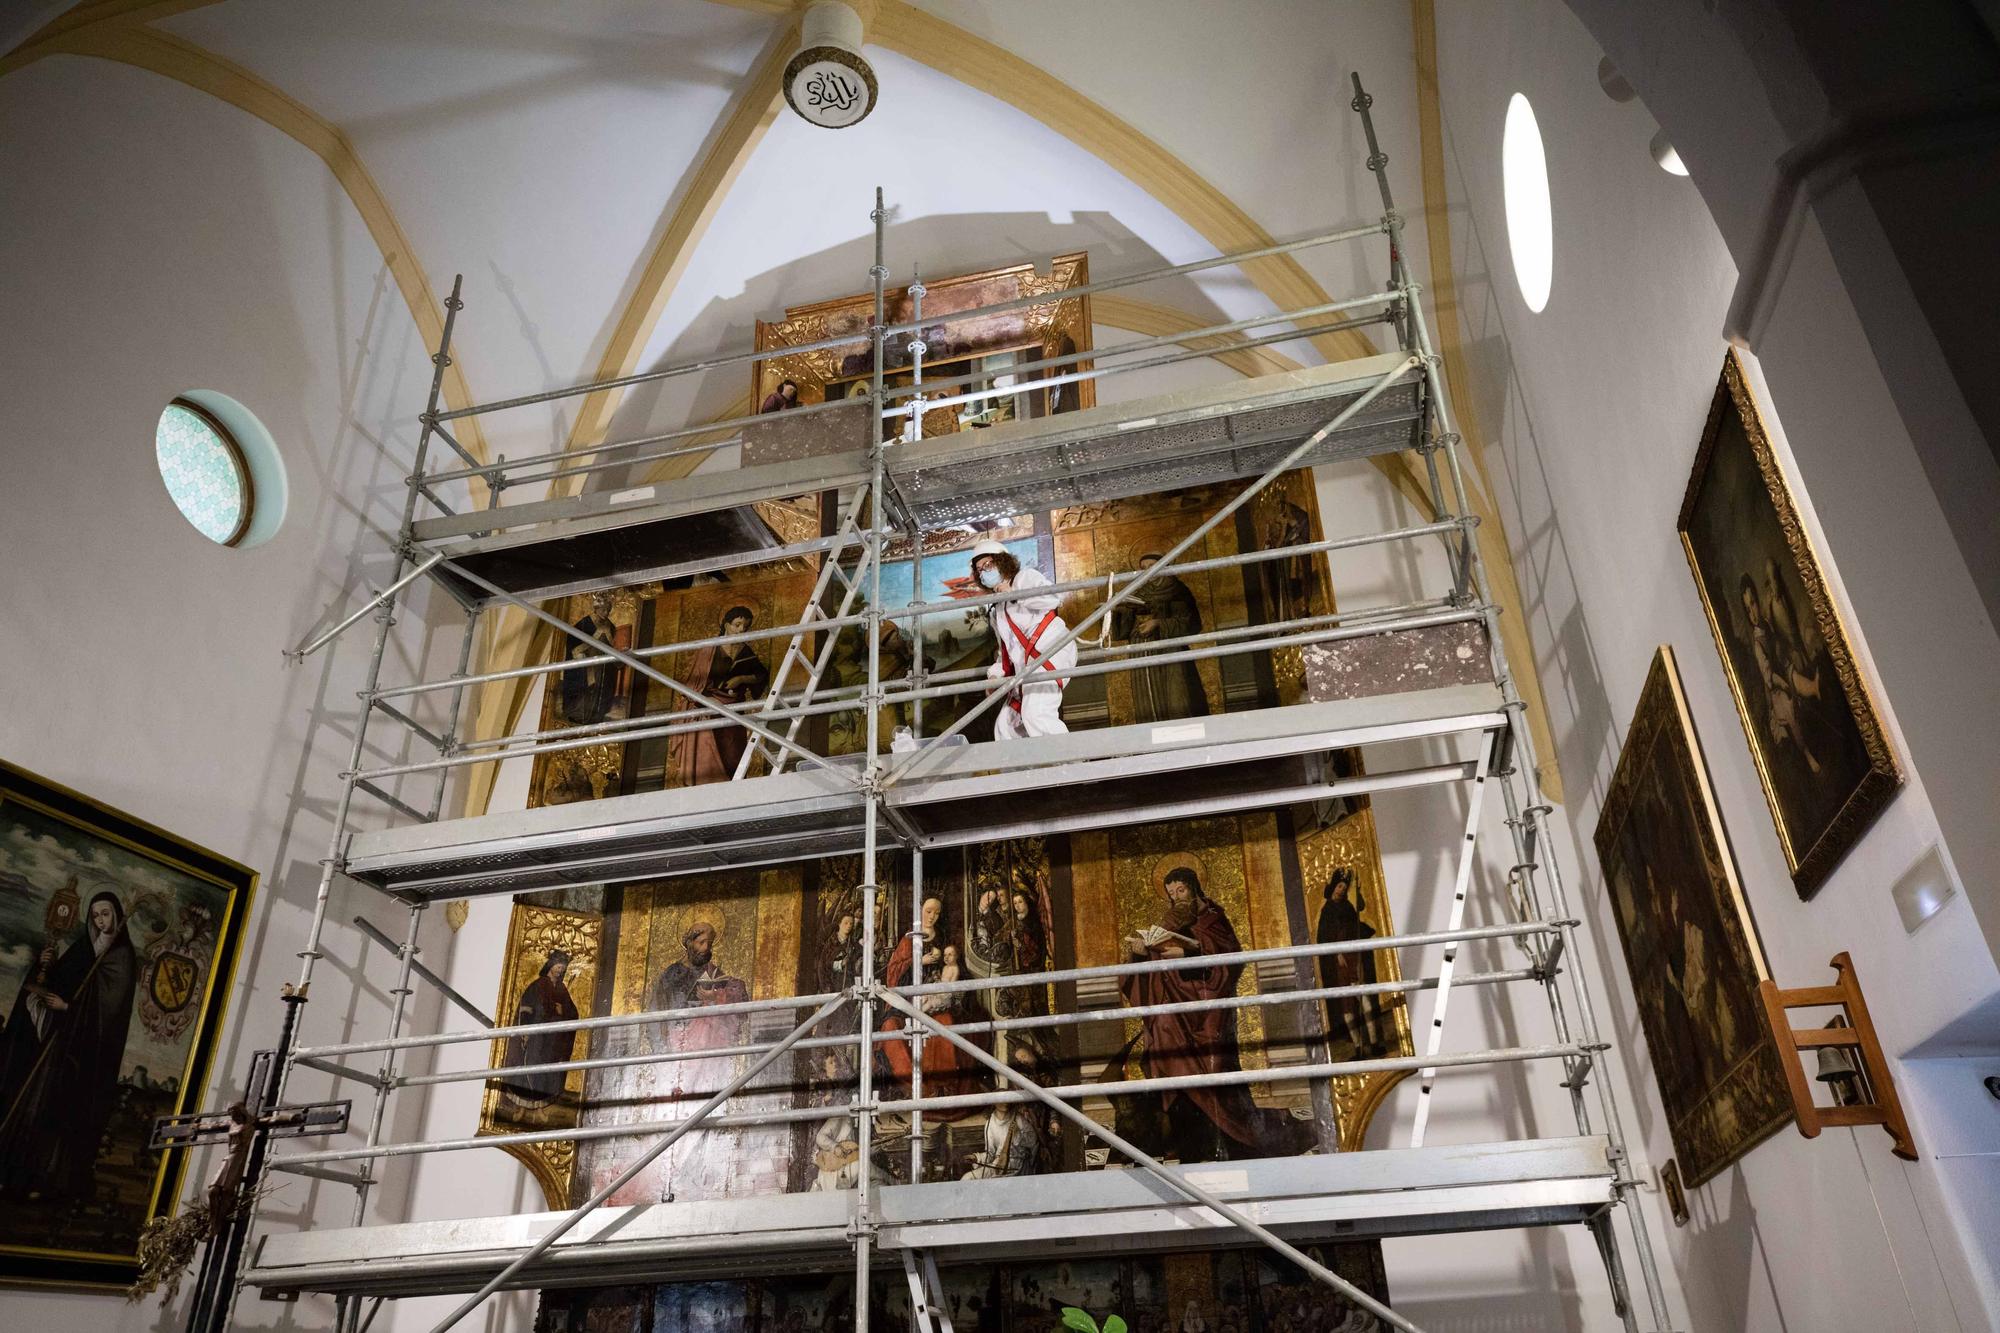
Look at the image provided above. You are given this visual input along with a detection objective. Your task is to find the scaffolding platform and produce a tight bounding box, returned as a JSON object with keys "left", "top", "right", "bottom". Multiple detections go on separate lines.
{"left": 406, "top": 352, "right": 1422, "bottom": 606}
{"left": 889, "top": 351, "right": 1424, "bottom": 527}
{"left": 340, "top": 681, "right": 1506, "bottom": 901}
{"left": 245, "top": 1137, "right": 1615, "bottom": 1299}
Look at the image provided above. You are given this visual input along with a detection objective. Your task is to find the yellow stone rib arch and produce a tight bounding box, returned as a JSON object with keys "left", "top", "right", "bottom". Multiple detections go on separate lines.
{"left": 31, "top": 23, "right": 493, "bottom": 477}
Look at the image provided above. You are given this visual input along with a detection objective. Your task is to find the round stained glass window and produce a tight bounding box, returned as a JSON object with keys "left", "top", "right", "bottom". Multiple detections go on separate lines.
{"left": 156, "top": 398, "right": 252, "bottom": 545}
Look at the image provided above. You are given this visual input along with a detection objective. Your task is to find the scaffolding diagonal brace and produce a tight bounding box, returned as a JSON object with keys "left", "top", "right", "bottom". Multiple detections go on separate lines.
{"left": 425, "top": 994, "right": 848, "bottom": 1333}
{"left": 876, "top": 990, "right": 1426, "bottom": 1333}
{"left": 433, "top": 556, "right": 862, "bottom": 789}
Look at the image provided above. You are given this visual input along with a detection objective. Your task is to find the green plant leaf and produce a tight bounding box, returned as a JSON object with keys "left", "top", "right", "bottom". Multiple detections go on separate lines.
{"left": 1059, "top": 1308, "right": 1100, "bottom": 1333}
{"left": 1104, "top": 1317, "right": 1128, "bottom": 1333}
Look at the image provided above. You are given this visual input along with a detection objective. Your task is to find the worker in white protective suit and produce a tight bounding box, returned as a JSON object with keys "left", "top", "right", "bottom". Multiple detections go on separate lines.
{"left": 970, "top": 539, "right": 1074, "bottom": 739}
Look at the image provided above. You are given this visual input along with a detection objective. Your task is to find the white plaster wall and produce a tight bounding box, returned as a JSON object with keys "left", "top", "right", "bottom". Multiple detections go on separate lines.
{"left": 0, "top": 56, "right": 469, "bottom": 1333}
{"left": 1432, "top": 0, "right": 2000, "bottom": 1329}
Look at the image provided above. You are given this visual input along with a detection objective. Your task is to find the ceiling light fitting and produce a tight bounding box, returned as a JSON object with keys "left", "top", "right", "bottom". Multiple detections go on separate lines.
{"left": 785, "top": 2, "right": 878, "bottom": 129}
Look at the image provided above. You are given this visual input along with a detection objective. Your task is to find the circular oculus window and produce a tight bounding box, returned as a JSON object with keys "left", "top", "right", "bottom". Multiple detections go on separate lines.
{"left": 1502, "top": 93, "right": 1554, "bottom": 313}
{"left": 156, "top": 398, "right": 253, "bottom": 545}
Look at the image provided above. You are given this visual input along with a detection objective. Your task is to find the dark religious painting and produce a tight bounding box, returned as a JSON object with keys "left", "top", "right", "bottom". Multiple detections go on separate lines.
{"left": 479, "top": 904, "right": 603, "bottom": 1208}
{"left": 1677, "top": 350, "right": 1901, "bottom": 898}
{"left": 534, "top": 1244, "right": 1394, "bottom": 1333}
{"left": 1592, "top": 649, "right": 1790, "bottom": 1186}
{"left": 0, "top": 761, "right": 253, "bottom": 1289}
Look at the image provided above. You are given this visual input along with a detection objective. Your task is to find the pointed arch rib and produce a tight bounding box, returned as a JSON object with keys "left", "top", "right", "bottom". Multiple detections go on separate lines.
{"left": 41, "top": 24, "right": 493, "bottom": 475}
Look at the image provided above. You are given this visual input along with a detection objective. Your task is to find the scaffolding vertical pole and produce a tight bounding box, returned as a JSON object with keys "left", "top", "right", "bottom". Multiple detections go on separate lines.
{"left": 229, "top": 274, "right": 469, "bottom": 1331}
{"left": 1348, "top": 75, "right": 1673, "bottom": 1331}
{"left": 427, "top": 608, "right": 482, "bottom": 821}
{"left": 851, "top": 185, "right": 892, "bottom": 1333}
{"left": 337, "top": 900, "right": 425, "bottom": 1333}
{"left": 904, "top": 268, "right": 927, "bottom": 1191}
{"left": 907, "top": 848, "right": 925, "bottom": 1183}
{"left": 1352, "top": 73, "right": 1465, "bottom": 598}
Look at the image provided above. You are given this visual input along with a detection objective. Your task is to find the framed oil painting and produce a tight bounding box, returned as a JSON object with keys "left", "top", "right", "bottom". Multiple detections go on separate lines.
{"left": 1593, "top": 648, "right": 1790, "bottom": 1187}
{"left": 0, "top": 760, "right": 254, "bottom": 1289}
{"left": 1678, "top": 350, "right": 1901, "bottom": 897}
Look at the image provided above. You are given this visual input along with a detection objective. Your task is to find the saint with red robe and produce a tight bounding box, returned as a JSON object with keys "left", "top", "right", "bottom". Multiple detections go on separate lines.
{"left": 1119, "top": 866, "right": 1303, "bottom": 1162}
{"left": 879, "top": 896, "right": 982, "bottom": 1119}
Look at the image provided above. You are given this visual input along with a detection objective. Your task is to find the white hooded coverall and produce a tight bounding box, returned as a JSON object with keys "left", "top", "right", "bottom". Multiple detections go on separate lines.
{"left": 986, "top": 566, "right": 1075, "bottom": 739}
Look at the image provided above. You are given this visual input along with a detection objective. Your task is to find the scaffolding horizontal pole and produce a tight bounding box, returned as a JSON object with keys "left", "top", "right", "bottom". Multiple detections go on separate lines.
{"left": 366, "top": 520, "right": 1461, "bottom": 714}
{"left": 879, "top": 292, "right": 1400, "bottom": 404}
{"left": 883, "top": 518, "right": 1470, "bottom": 625}
{"left": 294, "top": 988, "right": 842, "bottom": 1061}
{"left": 316, "top": 921, "right": 1558, "bottom": 1064}
{"left": 392, "top": 968, "right": 1539, "bottom": 1092}
{"left": 927, "top": 758, "right": 1477, "bottom": 845}
{"left": 879, "top": 605, "right": 1486, "bottom": 716}
{"left": 368, "top": 600, "right": 874, "bottom": 706}
{"left": 271, "top": 1099, "right": 854, "bottom": 1170}
{"left": 423, "top": 389, "right": 865, "bottom": 487}
{"left": 874, "top": 1041, "right": 1589, "bottom": 1119}
{"left": 430, "top": 305, "right": 1393, "bottom": 493}
{"left": 898, "top": 919, "right": 1569, "bottom": 1001}
{"left": 286, "top": 1038, "right": 1584, "bottom": 1172}
{"left": 346, "top": 599, "right": 1477, "bottom": 785}
{"left": 349, "top": 596, "right": 1458, "bottom": 783}
{"left": 886, "top": 318, "right": 1411, "bottom": 422}
{"left": 875, "top": 220, "right": 1392, "bottom": 340}
{"left": 431, "top": 219, "right": 1390, "bottom": 425}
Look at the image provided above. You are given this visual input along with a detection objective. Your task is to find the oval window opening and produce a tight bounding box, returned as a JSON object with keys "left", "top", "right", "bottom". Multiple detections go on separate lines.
{"left": 1502, "top": 93, "right": 1554, "bottom": 313}
{"left": 154, "top": 392, "right": 287, "bottom": 548}
{"left": 156, "top": 398, "right": 252, "bottom": 545}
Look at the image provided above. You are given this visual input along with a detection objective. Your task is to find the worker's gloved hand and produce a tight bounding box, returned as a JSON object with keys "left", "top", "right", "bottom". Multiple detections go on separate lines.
{"left": 986, "top": 664, "right": 1006, "bottom": 681}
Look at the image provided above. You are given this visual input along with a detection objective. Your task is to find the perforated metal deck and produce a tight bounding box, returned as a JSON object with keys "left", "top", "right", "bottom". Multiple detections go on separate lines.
{"left": 402, "top": 353, "right": 1421, "bottom": 605}
{"left": 888, "top": 352, "right": 1425, "bottom": 526}
{"left": 247, "top": 1137, "right": 1615, "bottom": 1298}
{"left": 340, "top": 682, "right": 1506, "bottom": 901}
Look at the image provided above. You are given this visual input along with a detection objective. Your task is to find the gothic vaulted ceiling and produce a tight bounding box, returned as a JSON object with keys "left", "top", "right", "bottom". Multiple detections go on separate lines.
{"left": 5, "top": 0, "right": 1440, "bottom": 463}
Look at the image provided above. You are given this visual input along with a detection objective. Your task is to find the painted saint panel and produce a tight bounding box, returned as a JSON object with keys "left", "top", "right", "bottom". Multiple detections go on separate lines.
{"left": 0, "top": 762, "right": 253, "bottom": 1290}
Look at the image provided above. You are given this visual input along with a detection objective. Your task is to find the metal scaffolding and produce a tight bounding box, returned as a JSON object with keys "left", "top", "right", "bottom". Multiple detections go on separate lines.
{"left": 248, "top": 76, "right": 1675, "bottom": 1333}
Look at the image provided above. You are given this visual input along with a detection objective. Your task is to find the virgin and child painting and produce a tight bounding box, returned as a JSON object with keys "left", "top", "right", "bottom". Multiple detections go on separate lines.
{"left": 1678, "top": 350, "right": 1900, "bottom": 897}
{"left": 0, "top": 761, "right": 252, "bottom": 1288}
{"left": 497, "top": 472, "right": 1412, "bottom": 1205}
{"left": 1592, "top": 648, "right": 1790, "bottom": 1187}
{"left": 533, "top": 1241, "right": 1394, "bottom": 1333}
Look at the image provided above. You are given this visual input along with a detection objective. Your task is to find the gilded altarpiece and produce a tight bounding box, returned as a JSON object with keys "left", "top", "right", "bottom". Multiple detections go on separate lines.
{"left": 752, "top": 253, "right": 1096, "bottom": 434}
{"left": 491, "top": 460, "right": 1414, "bottom": 1206}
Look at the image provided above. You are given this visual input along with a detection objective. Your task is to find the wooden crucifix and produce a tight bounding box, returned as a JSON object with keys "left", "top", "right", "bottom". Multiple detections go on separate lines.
{"left": 148, "top": 985, "right": 349, "bottom": 1333}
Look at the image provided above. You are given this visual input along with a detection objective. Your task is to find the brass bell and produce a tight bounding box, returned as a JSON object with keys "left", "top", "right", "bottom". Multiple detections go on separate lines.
{"left": 1814, "top": 1017, "right": 1865, "bottom": 1107}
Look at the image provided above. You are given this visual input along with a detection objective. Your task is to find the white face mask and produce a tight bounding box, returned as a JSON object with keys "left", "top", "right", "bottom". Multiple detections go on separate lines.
{"left": 977, "top": 565, "right": 1002, "bottom": 589}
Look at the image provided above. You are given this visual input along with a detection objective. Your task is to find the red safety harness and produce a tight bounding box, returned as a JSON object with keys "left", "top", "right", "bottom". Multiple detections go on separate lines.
{"left": 996, "top": 608, "right": 1064, "bottom": 713}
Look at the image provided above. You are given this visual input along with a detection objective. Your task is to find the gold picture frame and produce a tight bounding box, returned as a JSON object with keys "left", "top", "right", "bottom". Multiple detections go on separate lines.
{"left": 1677, "top": 350, "right": 1901, "bottom": 897}
{"left": 1593, "top": 648, "right": 1791, "bottom": 1186}
{"left": 0, "top": 760, "right": 255, "bottom": 1290}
